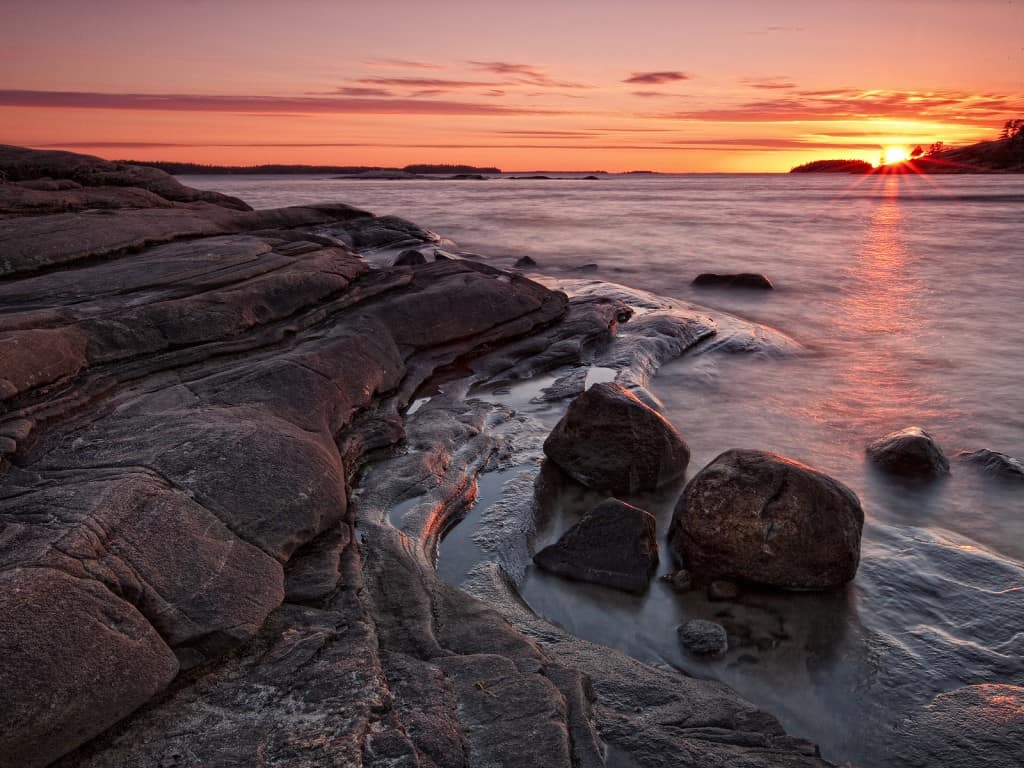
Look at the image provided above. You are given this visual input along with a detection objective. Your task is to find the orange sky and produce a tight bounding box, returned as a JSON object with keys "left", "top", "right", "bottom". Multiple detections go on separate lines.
{"left": 3, "top": 0, "right": 1023, "bottom": 172}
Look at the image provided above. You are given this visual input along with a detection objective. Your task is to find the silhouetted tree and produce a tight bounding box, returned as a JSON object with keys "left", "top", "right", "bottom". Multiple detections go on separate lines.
{"left": 927, "top": 141, "right": 945, "bottom": 155}
{"left": 1000, "top": 118, "right": 1024, "bottom": 141}
{"left": 910, "top": 145, "right": 924, "bottom": 158}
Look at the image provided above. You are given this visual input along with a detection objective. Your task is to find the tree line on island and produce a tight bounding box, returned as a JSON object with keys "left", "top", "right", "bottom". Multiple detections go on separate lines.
{"left": 116, "top": 161, "right": 501, "bottom": 175}
{"left": 790, "top": 118, "right": 1024, "bottom": 174}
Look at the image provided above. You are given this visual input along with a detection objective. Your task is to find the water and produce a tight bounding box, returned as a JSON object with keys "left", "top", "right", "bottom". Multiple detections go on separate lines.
{"left": 184, "top": 172, "right": 1024, "bottom": 765}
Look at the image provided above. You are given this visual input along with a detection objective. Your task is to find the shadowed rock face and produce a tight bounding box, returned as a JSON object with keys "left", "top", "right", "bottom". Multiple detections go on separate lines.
{"left": 533, "top": 497, "right": 659, "bottom": 593}
{"left": 669, "top": 449, "right": 864, "bottom": 589}
{"left": 543, "top": 382, "right": 690, "bottom": 494}
{"left": 866, "top": 426, "right": 950, "bottom": 478}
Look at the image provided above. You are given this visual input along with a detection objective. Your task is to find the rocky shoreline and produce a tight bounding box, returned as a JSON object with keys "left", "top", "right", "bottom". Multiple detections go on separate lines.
{"left": 1, "top": 147, "right": 1020, "bottom": 768}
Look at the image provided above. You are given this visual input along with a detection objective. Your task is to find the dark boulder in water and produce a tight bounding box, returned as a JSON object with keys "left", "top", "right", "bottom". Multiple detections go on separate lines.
{"left": 669, "top": 449, "right": 863, "bottom": 590}
{"left": 692, "top": 273, "right": 774, "bottom": 290}
{"left": 677, "top": 619, "right": 728, "bottom": 656}
{"left": 514, "top": 255, "right": 538, "bottom": 268}
{"left": 576, "top": 263, "right": 599, "bottom": 272}
{"left": 867, "top": 426, "right": 949, "bottom": 478}
{"left": 533, "top": 498, "right": 659, "bottom": 593}
{"left": 394, "top": 249, "right": 427, "bottom": 266}
{"left": 956, "top": 449, "right": 1024, "bottom": 482}
{"left": 543, "top": 382, "right": 690, "bottom": 495}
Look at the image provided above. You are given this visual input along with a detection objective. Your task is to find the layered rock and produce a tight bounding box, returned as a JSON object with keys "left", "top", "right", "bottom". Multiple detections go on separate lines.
{"left": 533, "top": 498, "right": 659, "bottom": 593}
{"left": 543, "top": 382, "right": 690, "bottom": 494}
{"left": 669, "top": 450, "right": 864, "bottom": 589}
{"left": 0, "top": 147, "right": 832, "bottom": 768}
{"left": 957, "top": 448, "right": 1024, "bottom": 481}
{"left": 866, "top": 426, "right": 950, "bottom": 478}
{"left": 692, "top": 272, "right": 774, "bottom": 290}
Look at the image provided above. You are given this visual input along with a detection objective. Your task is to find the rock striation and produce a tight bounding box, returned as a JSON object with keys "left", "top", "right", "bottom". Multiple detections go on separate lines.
{"left": 669, "top": 449, "right": 864, "bottom": 589}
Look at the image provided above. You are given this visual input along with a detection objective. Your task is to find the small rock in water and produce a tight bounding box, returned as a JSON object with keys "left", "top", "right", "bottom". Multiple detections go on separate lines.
{"left": 394, "top": 249, "right": 426, "bottom": 266}
{"left": 692, "top": 273, "right": 774, "bottom": 290}
{"left": 678, "top": 619, "right": 728, "bottom": 657}
{"left": 576, "top": 263, "right": 599, "bottom": 271}
{"left": 956, "top": 449, "right": 1024, "bottom": 482}
{"left": 532, "top": 498, "right": 659, "bottom": 593}
{"left": 867, "top": 426, "right": 949, "bottom": 478}
{"left": 514, "top": 255, "right": 538, "bottom": 268}
{"left": 708, "top": 580, "right": 740, "bottom": 601}
{"left": 660, "top": 569, "right": 693, "bottom": 592}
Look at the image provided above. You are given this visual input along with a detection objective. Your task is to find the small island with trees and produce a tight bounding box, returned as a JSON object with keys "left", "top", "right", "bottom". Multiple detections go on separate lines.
{"left": 790, "top": 118, "right": 1024, "bottom": 174}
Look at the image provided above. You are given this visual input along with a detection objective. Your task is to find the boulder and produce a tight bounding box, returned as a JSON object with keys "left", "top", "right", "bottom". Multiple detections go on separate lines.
{"left": 514, "top": 255, "right": 538, "bottom": 268}
{"left": 866, "top": 426, "right": 949, "bottom": 478}
{"left": 394, "top": 249, "right": 427, "bottom": 266}
{"left": 533, "top": 498, "right": 659, "bottom": 593}
{"left": 677, "top": 619, "right": 728, "bottom": 656}
{"left": 669, "top": 449, "right": 864, "bottom": 589}
{"left": 543, "top": 383, "right": 690, "bottom": 495}
{"left": 957, "top": 449, "right": 1024, "bottom": 482}
{"left": 692, "top": 273, "right": 774, "bottom": 290}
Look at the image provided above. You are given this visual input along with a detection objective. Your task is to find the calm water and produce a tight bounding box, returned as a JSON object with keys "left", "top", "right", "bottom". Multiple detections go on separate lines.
{"left": 185, "top": 173, "right": 1024, "bottom": 766}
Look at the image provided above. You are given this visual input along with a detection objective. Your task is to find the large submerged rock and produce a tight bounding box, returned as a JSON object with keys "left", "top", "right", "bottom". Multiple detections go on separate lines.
{"left": 957, "top": 448, "right": 1024, "bottom": 482}
{"left": 866, "top": 426, "right": 950, "bottom": 478}
{"left": 533, "top": 498, "right": 659, "bottom": 593}
{"left": 669, "top": 449, "right": 864, "bottom": 589}
{"left": 543, "top": 382, "right": 690, "bottom": 495}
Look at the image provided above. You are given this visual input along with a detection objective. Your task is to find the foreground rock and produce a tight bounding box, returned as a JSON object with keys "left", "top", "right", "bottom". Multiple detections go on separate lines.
{"left": 0, "top": 146, "right": 832, "bottom": 768}
{"left": 957, "top": 448, "right": 1024, "bottom": 482}
{"left": 669, "top": 449, "right": 864, "bottom": 589}
{"left": 533, "top": 498, "right": 659, "bottom": 593}
{"left": 692, "top": 272, "right": 774, "bottom": 289}
{"left": 867, "top": 426, "right": 950, "bottom": 478}
{"left": 543, "top": 382, "right": 690, "bottom": 494}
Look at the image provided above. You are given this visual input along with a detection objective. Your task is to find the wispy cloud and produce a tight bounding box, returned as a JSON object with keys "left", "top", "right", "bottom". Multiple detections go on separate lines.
{"left": 658, "top": 89, "right": 1023, "bottom": 122}
{"left": 742, "top": 77, "right": 797, "bottom": 90}
{"left": 331, "top": 86, "right": 394, "bottom": 97}
{"left": 364, "top": 58, "right": 444, "bottom": 70}
{"left": 631, "top": 91, "right": 672, "bottom": 98}
{"left": 355, "top": 77, "right": 501, "bottom": 89}
{"left": 0, "top": 89, "right": 565, "bottom": 116}
{"left": 469, "top": 61, "right": 590, "bottom": 89}
{"left": 623, "top": 71, "right": 691, "bottom": 85}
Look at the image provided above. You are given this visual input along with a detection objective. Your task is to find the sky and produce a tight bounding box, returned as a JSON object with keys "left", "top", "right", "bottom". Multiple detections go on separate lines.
{"left": 2, "top": 0, "right": 1023, "bottom": 172}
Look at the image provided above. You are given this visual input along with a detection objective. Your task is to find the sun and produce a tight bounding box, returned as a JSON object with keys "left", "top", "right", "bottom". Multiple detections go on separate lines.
{"left": 882, "top": 146, "right": 910, "bottom": 165}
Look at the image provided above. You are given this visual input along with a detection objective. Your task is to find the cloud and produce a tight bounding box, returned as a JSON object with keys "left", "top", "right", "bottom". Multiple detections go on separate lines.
{"left": 0, "top": 89, "right": 566, "bottom": 116}
{"left": 469, "top": 61, "right": 590, "bottom": 89}
{"left": 331, "top": 86, "right": 394, "bottom": 97}
{"left": 658, "top": 89, "right": 1023, "bottom": 122}
{"left": 623, "top": 71, "right": 691, "bottom": 85}
{"left": 355, "top": 77, "right": 500, "bottom": 89}
{"left": 631, "top": 91, "right": 671, "bottom": 98}
{"left": 742, "top": 77, "right": 797, "bottom": 90}
{"left": 364, "top": 58, "right": 444, "bottom": 70}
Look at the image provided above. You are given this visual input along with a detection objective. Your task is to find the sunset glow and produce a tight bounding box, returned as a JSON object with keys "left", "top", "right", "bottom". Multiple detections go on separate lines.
{"left": 2, "top": 1, "right": 1023, "bottom": 172}
{"left": 882, "top": 147, "right": 910, "bottom": 165}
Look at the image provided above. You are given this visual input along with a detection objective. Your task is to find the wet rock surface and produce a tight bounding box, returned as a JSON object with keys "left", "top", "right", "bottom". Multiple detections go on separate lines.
{"left": 669, "top": 449, "right": 864, "bottom": 589}
{"left": 533, "top": 497, "right": 659, "bottom": 593}
{"left": 957, "top": 448, "right": 1024, "bottom": 481}
{"left": 866, "top": 426, "right": 950, "bottom": 478}
{"left": 0, "top": 148, "right": 830, "bottom": 768}
{"left": 543, "top": 382, "right": 691, "bottom": 495}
